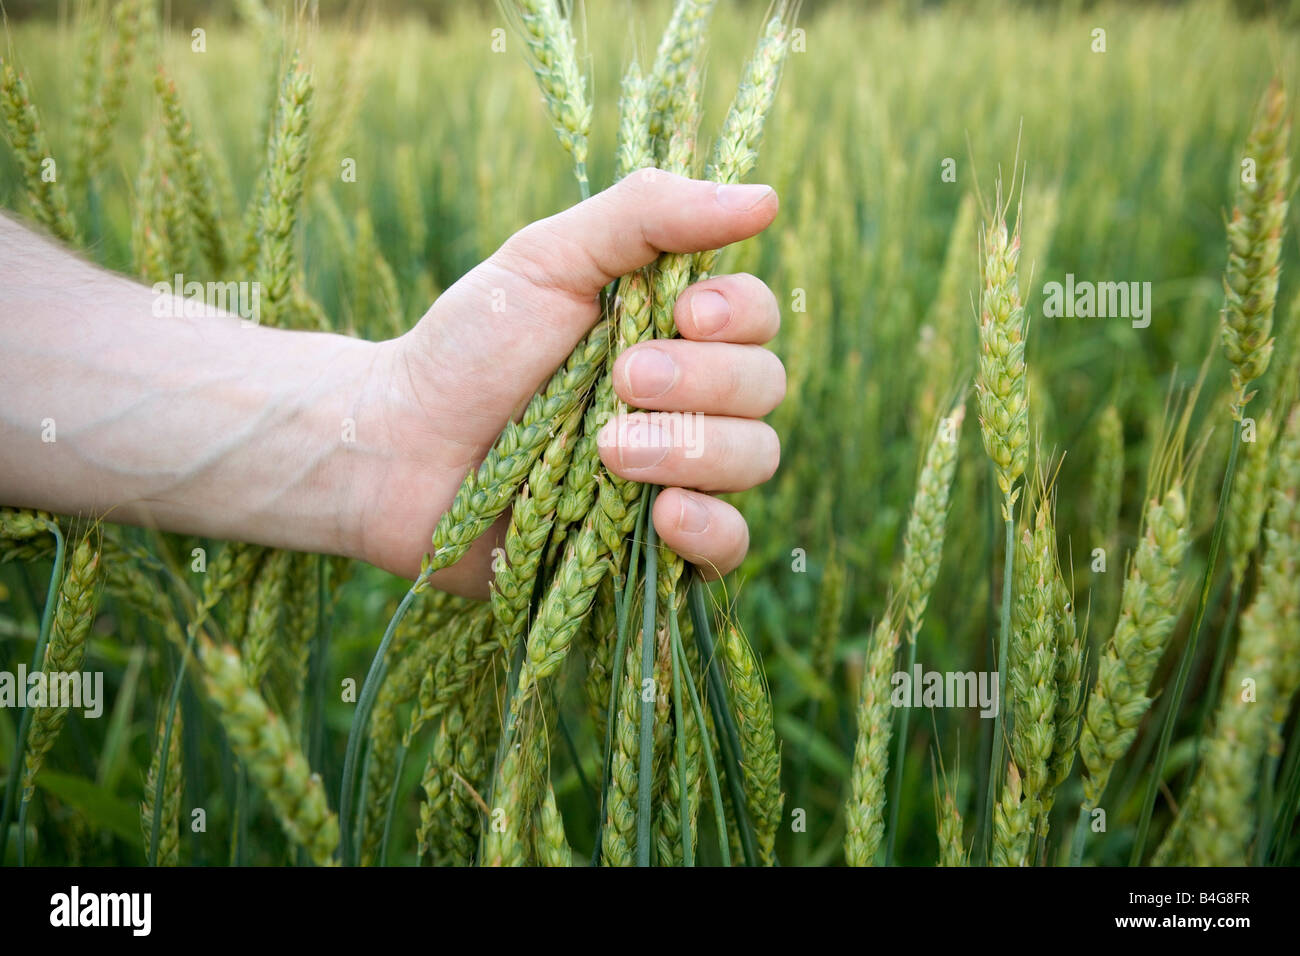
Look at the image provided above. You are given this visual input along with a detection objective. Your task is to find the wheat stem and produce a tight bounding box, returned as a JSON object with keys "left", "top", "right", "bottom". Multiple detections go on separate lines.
{"left": 635, "top": 488, "right": 660, "bottom": 866}
{"left": 0, "top": 520, "right": 63, "bottom": 864}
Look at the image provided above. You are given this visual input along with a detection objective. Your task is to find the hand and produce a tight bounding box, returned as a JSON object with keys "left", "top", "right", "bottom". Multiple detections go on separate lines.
{"left": 355, "top": 170, "right": 784, "bottom": 595}
{"left": 0, "top": 174, "right": 783, "bottom": 598}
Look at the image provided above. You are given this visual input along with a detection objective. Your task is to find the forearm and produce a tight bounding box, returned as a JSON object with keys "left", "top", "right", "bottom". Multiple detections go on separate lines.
{"left": 0, "top": 216, "right": 381, "bottom": 559}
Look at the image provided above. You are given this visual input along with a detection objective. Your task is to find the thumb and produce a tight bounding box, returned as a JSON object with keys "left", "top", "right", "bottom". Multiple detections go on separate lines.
{"left": 413, "top": 169, "right": 778, "bottom": 422}
{"left": 494, "top": 168, "right": 778, "bottom": 301}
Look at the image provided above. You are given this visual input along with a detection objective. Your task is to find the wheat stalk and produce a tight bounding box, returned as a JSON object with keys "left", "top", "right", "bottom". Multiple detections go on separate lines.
{"left": 141, "top": 707, "right": 183, "bottom": 866}
{"left": 1090, "top": 404, "right": 1124, "bottom": 558}
{"left": 0, "top": 509, "right": 57, "bottom": 564}
{"left": 900, "top": 404, "right": 967, "bottom": 638}
{"left": 0, "top": 60, "right": 77, "bottom": 243}
{"left": 1221, "top": 80, "right": 1290, "bottom": 415}
{"left": 936, "top": 786, "right": 967, "bottom": 866}
{"left": 1226, "top": 408, "right": 1277, "bottom": 585}
{"left": 416, "top": 319, "right": 610, "bottom": 586}
{"left": 21, "top": 535, "right": 102, "bottom": 801}
{"left": 976, "top": 199, "right": 1030, "bottom": 510}
{"left": 417, "top": 696, "right": 485, "bottom": 865}
{"left": 79, "top": 0, "right": 142, "bottom": 189}
{"left": 254, "top": 57, "right": 314, "bottom": 327}
{"left": 505, "top": 0, "right": 591, "bottom": 194}
{"left": 885, "top": 402, "right": 966, "bottom": 861}
{"left": 534, "top": 781, "right": 572, "bottom": 866}
{"left": 490, "top": 404, "right": 586, "bottom": 651}
{"left": 696, "top": 8, "right": 792, "bottom": 277}
{"left": 198, "top": 637, "right": 339, "bottom": 865}
{"left": 975, "top": 183, "right": 1031, "bottom": 858}
{"left": 648, "top": 0, "right": 717, "bottom": 157}
{"left": 1175, "top": 405, "right": 1300, "bottom": 863}
{"left": 720, "top": 625, "right": 783, "bottom": 865}
{"left": 240, "top": 549, "right": 292, "bottom": 688}
{"left": 615, "top": 60, "right": 653, "bottom": 181}
{"left": 1078, "top": 481, "right": 1189, "bottom": 809}
{"left": 991, "top": 761, "right": 1029, "bottom": 867}
{"left": 155, "top": 67, "right": 229, "bottom": 275}
{"left": 845, "top": 614, "right": 900, "bottom": 866}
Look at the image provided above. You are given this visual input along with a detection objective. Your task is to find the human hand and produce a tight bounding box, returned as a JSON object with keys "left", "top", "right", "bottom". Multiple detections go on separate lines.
{"left": 353, "top": 170, "right": 785, "bottom": 596}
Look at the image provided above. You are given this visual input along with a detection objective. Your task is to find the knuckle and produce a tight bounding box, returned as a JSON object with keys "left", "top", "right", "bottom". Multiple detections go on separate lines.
{"left": 713, "top": 351, "right": 746, "bottom": 407}
{"left": 497, "top": 217, "right": 601, "bottom": 298}
{"left": 619, "top": 166, "right": 666, "bottom": 202}
{"left": 494, "top": 221, "right": 554, "bottom": 286}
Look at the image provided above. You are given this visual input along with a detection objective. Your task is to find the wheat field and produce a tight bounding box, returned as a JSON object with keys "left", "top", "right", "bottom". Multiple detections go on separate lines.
{"left": 1, "top": 0, "right": 1298, "bottom": 867}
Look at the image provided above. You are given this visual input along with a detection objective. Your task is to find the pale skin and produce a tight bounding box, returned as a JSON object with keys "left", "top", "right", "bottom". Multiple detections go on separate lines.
{"left": 0, "top": 170, "right": 785, "bottom": 597}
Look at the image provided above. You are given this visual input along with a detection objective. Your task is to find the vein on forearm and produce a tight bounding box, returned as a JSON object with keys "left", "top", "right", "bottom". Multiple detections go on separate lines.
{"left": 0, "top": 214, "right": 379, "bottom": 556}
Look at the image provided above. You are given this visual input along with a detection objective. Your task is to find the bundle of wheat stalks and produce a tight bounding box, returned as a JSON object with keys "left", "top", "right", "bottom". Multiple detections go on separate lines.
{"left": 0, "top": 0, "right": 792, "bottom": 867}
{"left": 349, "top": 0, "right": 798, "bottom": 868}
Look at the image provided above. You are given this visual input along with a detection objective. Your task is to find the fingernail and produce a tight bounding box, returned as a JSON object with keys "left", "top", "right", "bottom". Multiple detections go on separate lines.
{"left": 689, "top": 290, "right": 731, "bottom": 336}
{"left": 715, "top": 182, "right": 774, "bottom": 211}
{"left": 678, "top": 492, "right": 711, "bottom": 534}
{"left": 614, "top": 420, "right": 670, "bottom": 470}
{"left": 624, "top": 347, "right": 677, "bottom": 399}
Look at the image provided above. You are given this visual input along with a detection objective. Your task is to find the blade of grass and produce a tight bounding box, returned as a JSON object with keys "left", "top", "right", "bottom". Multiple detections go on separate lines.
{"left": 150, "top": 627, "right": 198, "bottom": 868}
{"left": 668, "top": 593, "right": 694, "bottom": 866}
{"left": 689, "top": 573, "right": 760, "bottom": 866}
{"left": 557, "top": 711, "right": 599, "bottom": 820}
{"left": 339, "top": 583, "right": 419, "bottom": 866}
{"left": 1183, "top": 580, "right": 1242, "bottom": 791}
{"left": 1269, "top": 727, "right": 1300, "bottom": 863}
{"left": 592, "top": 491, "right": 647, "bottom": 865}
{"left": 379, "top": 742, "right": 406, "bottom": 866}
{"left": 672, "top": 598, "right": 728, "bottom": 866}
{"left": 984, "top": 502, "right": 1015, "bottom": 863}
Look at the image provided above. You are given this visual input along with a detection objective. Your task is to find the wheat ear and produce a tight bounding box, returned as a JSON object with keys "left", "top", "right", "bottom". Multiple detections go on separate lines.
{"left": 154, "top": 67, "right": 229, "bottom": 275}
{"left": 0, "top": 61, "right": 77, "bottom": 243}
{"left": 845, "top": 614, "right": 900, "bottom": 865}
{"left": 254, "top": 57, "right": 314, "bottom": 328}
{"left": 0, "top": 509, "right": 57, "bottom": 564}
{"left": 21, "top": 535, "right": 103, "bottom": 801}
{"left": 721, "top": 625, "right": 783, "bottom": 865}
{"left": 1221, "top": 80, "right": 1290, "bottom": 415}
{"left": 418, "top": 319, "right": 609, "bottom": 584}
{"left": 141, "top": 706, "right": 183, "bottom": 866}
{"left": 534, "top": 781, "right": 572, "bottom": 867}
{"left": 1179, "top": 405, "right": 1300, "bottom": 863}
{"left": 198, "top": 637, "right": 339, "bottom": 865}
{"left": 1078, "top": 481, "right": 1189, "bottom": 809}
{"left": 506, "top": 0, "right": 591, "bottom": 193}
{"left": 79, "top": 0, "right": 142, "bottom": 188}
{"left": 648, "top": 0, "right": 716, "bottom": 143}
{"left": 696, "top": 8, "right": 792, "bottom": 277}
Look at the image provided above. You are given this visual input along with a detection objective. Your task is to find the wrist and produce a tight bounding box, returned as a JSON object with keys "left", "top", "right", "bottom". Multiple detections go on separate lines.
{"left": 270, "top": 329, "right": 392, "bottom": 565}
